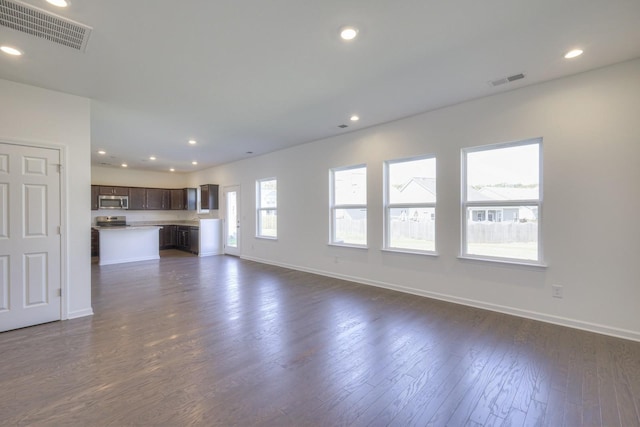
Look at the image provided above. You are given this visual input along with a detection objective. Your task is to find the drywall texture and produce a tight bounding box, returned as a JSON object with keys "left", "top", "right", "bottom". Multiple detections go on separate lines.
{"left": 92, "top": 165, "right": 190, "bottom": 188}
{"left": 0, "top": 78, "right": 92, "bottom": 319}
{"left": 190, "top": 59, "right": 640, "bottom": 340}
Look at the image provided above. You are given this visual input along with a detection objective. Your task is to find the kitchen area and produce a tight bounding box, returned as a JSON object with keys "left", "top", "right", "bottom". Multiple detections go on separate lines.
{"left": 91, "top": 183, "right": 223, "bottom": 265}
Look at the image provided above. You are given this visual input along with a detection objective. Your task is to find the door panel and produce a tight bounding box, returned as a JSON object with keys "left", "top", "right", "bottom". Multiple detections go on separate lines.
{"left": 24, "top": 155, "right": 48, "bottom": 175}
{"left": 0, "top": 256, "right": 7, "bottom": 311}
{"left": 25, "top": 253, "right": 48, "bottom": 306}
{"left": 25, "top": 184, "right": 47, "bottom": 236}
{"left": 0, "top": 183, "right": 7, "bottom": 238}
{"left": 0, "top": 142, "right": 61, "bottom": 332}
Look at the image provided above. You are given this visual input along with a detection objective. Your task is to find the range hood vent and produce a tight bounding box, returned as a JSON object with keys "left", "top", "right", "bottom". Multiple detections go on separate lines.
{"left": 0, "top": 0, "right": 92, "bottom": 51}
{"left": 489, "top": 73, "right": 526, "bottom": 87}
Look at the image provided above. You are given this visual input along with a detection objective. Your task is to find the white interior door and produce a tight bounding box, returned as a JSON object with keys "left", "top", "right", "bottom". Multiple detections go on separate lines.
{"left": 223, "top": 185, "right": 240, "bottom": 256}
{"left": 0, "top": 142, "right": 61, "bottom": 332}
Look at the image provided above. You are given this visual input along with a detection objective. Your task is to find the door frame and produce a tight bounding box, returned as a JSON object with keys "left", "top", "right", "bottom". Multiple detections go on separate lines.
{"left": 223, "top": 185, "right": 241, "bottom": 256}
{"left": 1, "top": 138, "right": 67, "bottom": 321}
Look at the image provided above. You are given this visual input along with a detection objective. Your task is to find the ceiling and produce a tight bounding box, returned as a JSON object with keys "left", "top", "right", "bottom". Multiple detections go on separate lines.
{"left": 1, "top": 0, "right": 639, "bottom": 173}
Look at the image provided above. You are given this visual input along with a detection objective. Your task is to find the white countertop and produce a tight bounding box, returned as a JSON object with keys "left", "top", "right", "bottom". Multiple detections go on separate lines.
{"left": 93, "top": 220, "right": 204, "bottom": 229}
{"left": 127, "top": 220, "right": 200, "bottom": 227}
{"left": 94, "top": 225, "right": 162, "bottom": 231}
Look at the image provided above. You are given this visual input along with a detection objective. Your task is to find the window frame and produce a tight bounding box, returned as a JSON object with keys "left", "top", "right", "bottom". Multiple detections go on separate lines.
{"left": 383, "top": 154, "right": 437, "bottom": 255}
{"left": 461, "top": 138, "right": 544, "bottom": 266}
{"left": 256, "top": 177, "right": 277, "bottom": 240}
{"left": 329, "top": 164, "right": 367, "bottom": 248}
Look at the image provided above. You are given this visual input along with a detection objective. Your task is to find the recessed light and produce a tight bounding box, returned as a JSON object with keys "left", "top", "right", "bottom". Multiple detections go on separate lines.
{"left": 121, "top": 163, "right": 128, "bottom": 168}
{"left": 192, "top": 161, "right": 198, "bottom": 165}
{"left": 46, "top": 0, "right": 69, "bottom": 7}
{"left": 340, "top": 26, "right": 358, "bottom": 41}
{"left": 149, "top": 156, "right": 156, "bottom": 161}
{"left": 350, "top": 115, "right": 359, "bottom": 122}
{"left": 564, "top": 49, "right": 583, "bottom": 59}
{"left": 98, "top": 150, "right": 106, "bottom": 155}
{"left": 169, "top": 168, "right": 175, "bottom": 172}
{"left": 1, "top": 46, "right": 22, "bottom": 56}
{"left": 188, "top": 139, "right": 197, "bottom": 145}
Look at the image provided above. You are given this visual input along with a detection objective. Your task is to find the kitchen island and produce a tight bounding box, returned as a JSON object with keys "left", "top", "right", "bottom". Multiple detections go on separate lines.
{"left": 129, "top": 218, "right": 222, "bottom": 256}
{"left": 96, "top": 225, "right": 162, "bottom": 266}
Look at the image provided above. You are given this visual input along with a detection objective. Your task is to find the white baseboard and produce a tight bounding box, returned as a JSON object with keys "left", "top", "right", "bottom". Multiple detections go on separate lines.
{"left": 241, "top": 255, "right": 640, "bottom": 343}
{"left": 66, "top": 307, "right": 94, "bottom": 320}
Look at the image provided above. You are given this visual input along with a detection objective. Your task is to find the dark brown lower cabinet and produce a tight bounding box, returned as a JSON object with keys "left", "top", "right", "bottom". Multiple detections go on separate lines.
{"left": 91, "top": 228, "right": 99, "bottom": 256}
{"left": 175, "top": 226, "right": 198, "bottom": 254}
{"left": 159, "top": 225, "right": 177, "bottom": 249}
{"left": 176, "top": 226, "right": 190, "bottom": 251}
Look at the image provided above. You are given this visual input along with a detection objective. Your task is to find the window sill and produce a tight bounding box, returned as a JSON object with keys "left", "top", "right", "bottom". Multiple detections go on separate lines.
{"left": 458, "top": 255, "right": 547, "bottom": 268}
{"left": 255, "top": 236, "right": 277, "bottom": 241}
{"left": 381, "top": 248, "right": 439, "bottom": 257}
{"left": 328, "top": 242, "right": 368, "bottom": 250}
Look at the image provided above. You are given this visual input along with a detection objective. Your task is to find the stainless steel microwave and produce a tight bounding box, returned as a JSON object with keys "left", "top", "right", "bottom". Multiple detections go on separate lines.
{"left": 98, "top": 195, "right": 129, "bottom": 210}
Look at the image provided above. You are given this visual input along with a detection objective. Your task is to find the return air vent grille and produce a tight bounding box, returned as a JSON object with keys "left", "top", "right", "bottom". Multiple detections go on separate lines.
{"left": 489, "top": 73, "right": 526, "bottom": 87}
{"left": 0, "top": 0, "right": 92, "bottom": 51}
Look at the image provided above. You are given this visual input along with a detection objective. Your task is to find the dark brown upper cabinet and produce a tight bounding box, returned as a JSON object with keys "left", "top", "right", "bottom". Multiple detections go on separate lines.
{"left": 98, "top": 186, "right": 129, "bottom": 196}
{"left": 200, "top": 184, "right": 219, "bottom": 210}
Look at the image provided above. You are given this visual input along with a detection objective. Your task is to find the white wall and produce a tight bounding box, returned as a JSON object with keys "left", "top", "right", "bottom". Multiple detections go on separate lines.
{"left": 0, "top": 79, "right": 92, "bottom": 319}
{"left": 92, "top": 165, "right": 189, "bottom": 188}
{"left": 189, "top": 59, "right": 640, "bottom": 341}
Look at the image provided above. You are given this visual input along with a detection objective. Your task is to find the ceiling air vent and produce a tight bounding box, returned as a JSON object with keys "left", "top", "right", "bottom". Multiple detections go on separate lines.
{"left": 489, "top": 73, "right": 526, "bottom": 87}
{"left": 0, "top": 0, "right": 92, "bottom": 51}
{"left": 337, "top": 124, "right": 348, "bottom": 128}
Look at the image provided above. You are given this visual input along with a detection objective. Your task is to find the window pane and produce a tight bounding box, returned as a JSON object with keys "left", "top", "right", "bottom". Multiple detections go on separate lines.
{"left": 388, "top": 157, "right": 436, "bottom": 204}
{"left": 465, "top": 206, "right": 538, "bottom": 260}
{"left": 334, "top": 167, "right": 366, "bottom": 205}
{"left": 259, "top": 180, "right": 277, "bottom": 208}
{"left": 466, "top": 143, "right": 539, "bottom": 202}
{"left": 334, "top": 208, "right": 366, "bottom": 245}
{"left": 258, "top": 209, "right": 277, "bottom": 237}
{"left": 226, "top": 191, "right": 237, "bottom": 248}
{"left": 388, "top": 207, "right": 435, "bottom": 251}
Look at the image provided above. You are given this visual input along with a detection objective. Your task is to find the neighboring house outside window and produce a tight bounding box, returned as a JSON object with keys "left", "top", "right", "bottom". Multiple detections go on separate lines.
{"left": 330, "top": 165, "right": 367, "bottom": 247}
{"left": 461, "top": 138, "right": 543, "bottom": 264}
{"left": 256, "top": 178, "right": 277, "bottom": 238}
{"left": 384, "top": 155, "right": 436, "bottom": 253}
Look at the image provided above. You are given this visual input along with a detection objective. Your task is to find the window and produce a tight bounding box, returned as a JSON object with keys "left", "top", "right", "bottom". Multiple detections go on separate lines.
{"left": 384, "top": 155, "right": 436, "bottom": 253}
{"left": 330, "top": 165, "right": 367, "bottom": 246}
{"left": 256, "top": 178, "right": 277, "bottom": 238}
{"left": 462, "top": 138, "right": 543, "bottom": 264}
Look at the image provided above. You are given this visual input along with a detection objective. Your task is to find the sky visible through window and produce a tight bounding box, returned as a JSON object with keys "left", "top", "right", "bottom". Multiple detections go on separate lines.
{"left": 334, "top": 167, "right": 366, "bottom": 205}
{"left": 467, "top": 143, "right": 539, "bottom": 187}
{"left": 388, "top": 157, "right": 436, "bottom": 185}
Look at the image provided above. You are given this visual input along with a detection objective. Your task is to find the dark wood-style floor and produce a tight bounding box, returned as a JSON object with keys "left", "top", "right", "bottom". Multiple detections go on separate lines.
{"left": 1, "top": 251, "right": 640, "bottom": 426}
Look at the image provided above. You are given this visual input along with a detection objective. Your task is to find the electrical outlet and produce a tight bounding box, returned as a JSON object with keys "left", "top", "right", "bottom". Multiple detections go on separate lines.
{"left": 552, "top": 284, "right": 563, "bottom": 299}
